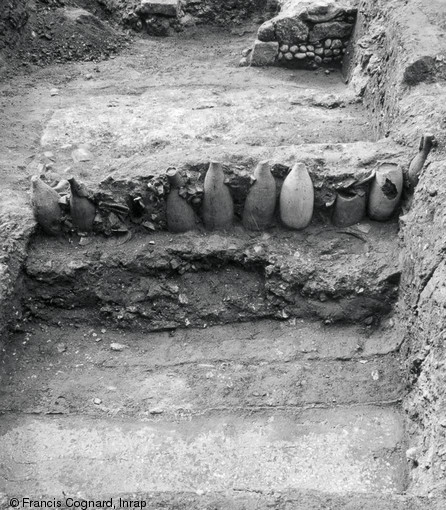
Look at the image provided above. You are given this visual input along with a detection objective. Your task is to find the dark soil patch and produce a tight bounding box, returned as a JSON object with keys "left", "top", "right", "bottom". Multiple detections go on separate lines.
{"left": 0, "top": 0, "right": 130, "bottom": 78}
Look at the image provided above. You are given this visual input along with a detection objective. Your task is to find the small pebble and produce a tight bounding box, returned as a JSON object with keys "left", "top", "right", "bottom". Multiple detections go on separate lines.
{"left": 50, "top": 88, "right": 59, "bottom": 96}
{"left": 325, "top": 39, "right": 332, "bottom": 48}
{"left": 79, "top": 237, "right": 92, "bottom": 246}
{"left": 290, "top": 45, "right": 298, "bottom": 53}
{"left": 280, "top": 44, "right": 289, "bottom": 52}
{"left": 72, "top": 146, "right": 93, "bottom": 163}
{"left": 284, "top": 52, "right": 293, "bottom": 60}
{"left": 356, "top": 223, "right": 371, "bottom": 233}
{"left": 295, "top": 53, "right": 306, "bottom": 60}
{"left": 93, "top": 398, "right": 102, "bottom": 405}
{"left": 56, "top": 343, "right": 67, "bottom": 353}
{"left": 179, "top": 294, "right": 189, "bottom": 304}
{"left": 110, "top": 342, "right": 126, "bottom": 352}
{"left": 85, "top": 74, "right": 93, "bottom": 80}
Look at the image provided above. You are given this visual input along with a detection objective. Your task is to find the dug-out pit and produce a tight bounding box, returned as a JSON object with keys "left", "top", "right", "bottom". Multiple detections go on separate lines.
{"left": 0, "top": 0, "right": 445, "bottom": 504}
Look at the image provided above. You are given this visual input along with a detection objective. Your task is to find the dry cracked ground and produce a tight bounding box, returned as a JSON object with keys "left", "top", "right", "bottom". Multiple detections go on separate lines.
{"left": 0, "top": 8, "right": 444, "bottom": 510}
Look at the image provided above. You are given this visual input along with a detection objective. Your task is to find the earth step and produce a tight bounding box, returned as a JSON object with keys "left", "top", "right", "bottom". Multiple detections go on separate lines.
{"left": 40, "top": 89, "right": 399, "bottom": 180}
{"left": 0, "top": 406, "right": 405, "bottom": 496}
{"left": 41, "top": 72, "right": 373, "bottom": 160}
{"left": 25, "top": 224, "right": 400, "bottom": 328}
{"left": 0, "top": 320, "right": 404, "bottom": 417}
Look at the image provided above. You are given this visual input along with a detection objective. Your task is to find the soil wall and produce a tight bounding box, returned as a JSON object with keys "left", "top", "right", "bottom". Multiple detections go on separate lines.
{"left": 181, "top": 0, "right": 274, "bottom": 24}
{"left": 347, "top": 0, "right": 446, "bottom": 497}
{"left": 0, "top": 193, "right": 35, "bottom": 354}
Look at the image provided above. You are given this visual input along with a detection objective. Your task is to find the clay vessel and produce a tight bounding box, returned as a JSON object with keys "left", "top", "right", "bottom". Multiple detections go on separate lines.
{"left": 332, "top": 190, "right": 366, "bottom": 227}
{"left": 242, "top": 160, "right": 277, "bottom": 230}
{"left": 280, "top": 162, "right": 314, "bottom": 230}
{"left": 202, "top": 161, "right": 234, "bottom": 230}
{"left": 166, "top": 169, "right": 198, "bottom": 233}
{"left": 31, "top": 175, "right": 62, "bottom": 235}
{"left": 368, "top": 162, "right": 403, "bottom": 221}
{"left": 68, "top": 177, "right": 96, "bottom": 232}
{"left": 408, "top": 133, "right": 434, "bottom": 188}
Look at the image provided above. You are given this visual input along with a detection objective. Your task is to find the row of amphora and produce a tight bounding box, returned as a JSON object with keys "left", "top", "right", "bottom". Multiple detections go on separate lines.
{"left": 171, "top": 133, "right": 434, "bottom": 232}
{"left": 31, "top": 134, "right": 433, "bottom": 235}
{"left": 167, "top": 160, "right": 402, "bottom": 233}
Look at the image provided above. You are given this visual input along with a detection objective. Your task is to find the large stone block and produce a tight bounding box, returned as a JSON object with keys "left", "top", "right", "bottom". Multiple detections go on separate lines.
{"left": 300, "top": 1, "right": 355, "bottom": 23}
{"left": 309, "top": 21, "right": 353, "bottom": 42}
{"left": 274, "top": 16, "right": 309, "bottom": 44}
{"left": 258, "top": 19, "right": 276, "bottom": 42}
{"left": 139, "top": 0, "right": 180, "bottom": 17}
{"left": 250, "top": 40, "right": 279, "bottom": 66}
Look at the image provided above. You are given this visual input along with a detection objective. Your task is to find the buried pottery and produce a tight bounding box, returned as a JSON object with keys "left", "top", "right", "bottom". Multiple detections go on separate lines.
{"left": 68, "top": 177, "right": 96, "bottom": 232}
{"left": 242, "top": 160, "right": 277, "bottom": 230}
{"left": 31, "top": 175, "right": 62, "bottom": 235}
{"left": 203, "top": 161, "right": 234, "bottom": 230}
{"left": 408, "top": 133, "right": 435, "bottom": 188}
{"left": 332, "top": 190, "right": 366, "bottom": 227}
{"left": 368, "top": 162, "right": 403, "bottom": 221}
{"left": 280, "top": 162, "right": 314, "bottom": 230}
{"left": 166, "top": 169, "right": 198, "bottom": 233}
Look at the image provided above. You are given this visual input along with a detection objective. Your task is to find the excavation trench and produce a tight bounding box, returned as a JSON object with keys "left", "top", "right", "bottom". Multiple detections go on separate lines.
{"left": 0, "top": 0, "right": 445, "bottom": 505}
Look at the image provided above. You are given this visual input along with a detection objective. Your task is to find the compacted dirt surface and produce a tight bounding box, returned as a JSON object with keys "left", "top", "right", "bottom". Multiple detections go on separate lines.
{"left": 0, "top": 6, "right": 442, "bottom": 509}
{"left": 0, "top": 321, "right": 407, "bottom": 496}
{"left": 0, "top": 27, "right": 374, "bottom": 193}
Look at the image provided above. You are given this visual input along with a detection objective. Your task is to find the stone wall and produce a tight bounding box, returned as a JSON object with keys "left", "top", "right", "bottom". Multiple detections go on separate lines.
{"left": 346, "top": 0, "right": 446, "bottom": 497}
{"left": 249, "top": 0, "right": 357, "bottom": 68}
